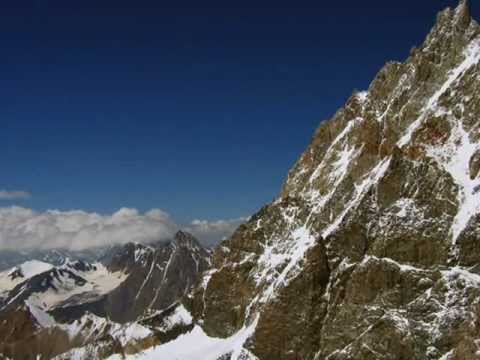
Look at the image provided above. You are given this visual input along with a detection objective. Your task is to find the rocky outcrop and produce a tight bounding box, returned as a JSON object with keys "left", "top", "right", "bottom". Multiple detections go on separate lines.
{"left": 99, "top": 230, "right": 210, "bottom": 323}
{"left": 187, "top": 2, "right": 480, "bottom": 359}
{"left": 0, "top": 303, "right": 192, "bottom": 360}
{"left": 0, "top": 305, "right": 77, "bottom": 359}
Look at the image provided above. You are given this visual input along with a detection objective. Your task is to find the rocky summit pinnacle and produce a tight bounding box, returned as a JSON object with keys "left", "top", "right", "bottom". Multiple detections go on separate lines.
{"left": 174, "top": 230, "right": 203, "bottom": 248}
{"left": 455, "top": 0, "right": 471, "bottom": 28}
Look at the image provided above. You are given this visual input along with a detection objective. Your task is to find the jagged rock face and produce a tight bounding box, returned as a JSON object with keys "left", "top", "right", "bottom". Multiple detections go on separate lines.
{"left": 192, "top": 2, "right": 480, "bottom": 359}
{"left": 99, "top": 231, "right": 210, "bottom": 323}
{"left": 0, "top": 305, "right": 76, "bottom": 360}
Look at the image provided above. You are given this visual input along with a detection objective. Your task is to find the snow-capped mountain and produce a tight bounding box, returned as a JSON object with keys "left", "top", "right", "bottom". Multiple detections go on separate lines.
{"left": 0, "top": 248, "right": 111, "bottom": 272}
{"left": 1, "top": 260, "right": 125, "bottom": 315}
{"left": 0, "top": 260, "right": 54, "bottom": 292}
{"left": 0, "top": 231, "right": 210, "bottom": 359}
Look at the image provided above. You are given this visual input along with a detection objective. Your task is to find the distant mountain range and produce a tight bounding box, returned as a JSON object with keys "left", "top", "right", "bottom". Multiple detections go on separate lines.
{"left": 0, "top": 231, "right": 209, "bottom": 359}
{"left": 0, "top": 248, "right": 107, "bottom": 272}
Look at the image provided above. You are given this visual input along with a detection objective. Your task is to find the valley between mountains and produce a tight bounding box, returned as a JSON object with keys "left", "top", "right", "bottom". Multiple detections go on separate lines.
{"left": 2, "top": 1, "right": 480, "bottom": 359}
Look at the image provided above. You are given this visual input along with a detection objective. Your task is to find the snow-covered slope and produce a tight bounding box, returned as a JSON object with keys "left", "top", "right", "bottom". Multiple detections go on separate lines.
{"left": 0, "top": 260, "right": 54, "bottom": 293}
{"left": 1, "top": 260, "right": 126, "bottom": 313}
{"left": 30, "top": 264, "right": 126, "bottom": 310}
{"left": 106, "top": 322, "right": 257, "bottom": 360}
{"left": 60, "top": 304, "right": 196, "bottom": 360}
{"left": 25, "top": 301, "right": 57, "bottom": 328}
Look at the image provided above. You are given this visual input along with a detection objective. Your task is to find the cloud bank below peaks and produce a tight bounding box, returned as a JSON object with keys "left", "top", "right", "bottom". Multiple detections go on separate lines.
{"left": 0, "top": 206, "right": 245, "bottom": 251}
{"left": 185, "top": 217, "right": 249, "bottom": 246}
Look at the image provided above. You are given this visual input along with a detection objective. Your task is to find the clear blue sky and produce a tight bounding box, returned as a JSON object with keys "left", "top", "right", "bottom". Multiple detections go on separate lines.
{"left": 1, "top": 0, "right": 476, "bottom": 222}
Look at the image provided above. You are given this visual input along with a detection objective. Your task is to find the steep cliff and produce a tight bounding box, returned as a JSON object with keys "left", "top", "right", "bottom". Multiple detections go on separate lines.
{"left": 188, "top": 2, "right": 480, "bottom": 359}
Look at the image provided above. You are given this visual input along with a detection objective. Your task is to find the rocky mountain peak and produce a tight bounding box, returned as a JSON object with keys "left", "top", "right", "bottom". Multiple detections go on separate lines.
{"left": 174, "top": 229, "right": 194, "bottom": 242}
{"left": 173, "top": 230, "right": 204, "bottom": 250}
{"left": 183, "top": 3, "right": 480, "bottom": 359}
{"left": 454, "top": 0, "right": 471, "bottom": 29}
{"left": 80, "top": 233, "right": 211, "bottom": 323}
{"left": 426, "top": 0, "right": 476, "bottom": 49}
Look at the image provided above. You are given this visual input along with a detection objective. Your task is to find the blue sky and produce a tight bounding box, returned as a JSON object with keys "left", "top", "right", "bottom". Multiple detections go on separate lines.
{"left": 1, "top": 0, "right": 476, "bottom": 223}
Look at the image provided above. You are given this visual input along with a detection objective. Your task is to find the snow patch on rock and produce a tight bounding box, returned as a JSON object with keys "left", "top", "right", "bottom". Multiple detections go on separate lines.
{"left": 398, "top": 38, "right": 480, "bottom": 147}
{"left": 107, "top": 318, "right": 259, "bottom": 360}
{"left": 426, "top": 120, "right": 480, "bottom": 243}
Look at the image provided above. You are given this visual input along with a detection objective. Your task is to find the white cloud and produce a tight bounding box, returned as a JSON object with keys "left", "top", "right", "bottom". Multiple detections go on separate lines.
{"left": 0, "top": 206, "right": 245, "bottom": 251}
{"left": 0, "top": 190, "right": 31, "bottom": 200}
{"left": 184, "top": 217, "right": 248, "bottom": 247}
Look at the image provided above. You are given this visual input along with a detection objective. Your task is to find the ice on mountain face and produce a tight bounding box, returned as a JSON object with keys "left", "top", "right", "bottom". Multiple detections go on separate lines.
{"left": 111, "top": 322, "right": 153, "bottom": 347}
{"left": 356, "top": 91, "right": 368, "bottom": 103}
{"left": 59, "top": 313, "right": 154, "bottom": 357}
{"left": 201, "top": 94, "right": 389, "bottom": 330}
{"left": 259, "top": 120, "right": 365, "bottom": 290}
{"left": 254, "top": 225, "right": 316, "bottom": 303}
{"left": 373, "top": 197, "right": 450, "bottom": 244}
{"left": 426, "top": 121, "right": 480, "bottom": 243}
{"left": 438, "top": 350, "right": 455, "bottom": 360}
{"left": 156, "top": 304, "right": 193, "bottom": 332}
{"left": 398, "top": 38, "right": 480, "bottom": 148}
{"left": 302, "top": 118, "right": 364, "bottom": 220}
{"left": 136, "top": 259, "right": 157, "bottom": 303}
{"left": 289, "top": 116, "right": 357, "bottom": 193}
{"left": 322, "top": 157, "right": 391, "bottom": 238}
{"left": 82, "top": 264, "right": 126, "bottom": 294}
{"left": 359, "top": 255, "right": 426, "bottom": 274}
{"left": 382, "top": 33, "right": 480, "bottom": 246}
{"left": 26, "top": 301, "right": 56, "bottom": 328}
{"left": 62, "top": 313, "right": 108, "bottom": 341}
{"left": 308, "top": 120, "right": 355, "bottom": 185}
{"left": 393, "top": 198, "right": 415, "bottom": 218}
{"left": 205, "top": 115, "right": 390, "bottom": 333}
{"left": 15, "top": 260, "right": 54, "bottom": 278}
{"left": 420, "top": 267, "right": 480, "bottom": 346}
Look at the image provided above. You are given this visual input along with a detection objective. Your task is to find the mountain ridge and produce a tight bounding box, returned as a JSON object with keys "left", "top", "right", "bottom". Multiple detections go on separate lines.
{"left": 0, "top": 231, "right": 210, "bottom": 359}
{"left": 180, "top": 2, "right": 480, "bottom": 359}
